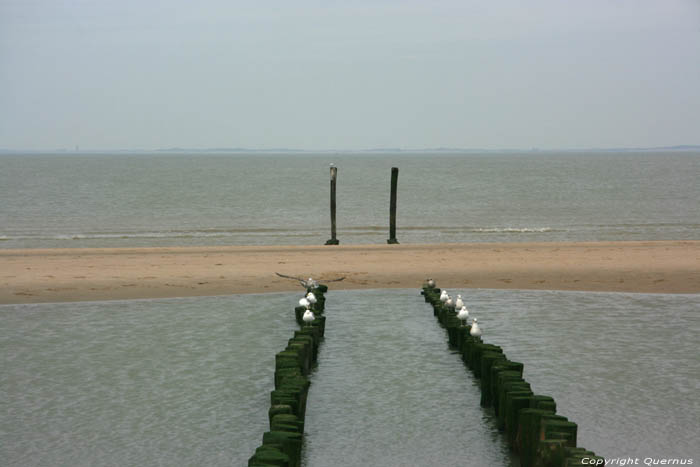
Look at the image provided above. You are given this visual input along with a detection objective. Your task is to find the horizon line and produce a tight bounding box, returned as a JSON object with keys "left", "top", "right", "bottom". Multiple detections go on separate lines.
{"left": 1, "top": 144, "right": 700, "bottom": 154}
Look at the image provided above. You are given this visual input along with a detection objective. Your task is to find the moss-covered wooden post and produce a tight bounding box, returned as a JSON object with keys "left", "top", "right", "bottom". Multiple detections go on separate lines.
{"left": 417, "top": 280, "right": 604, "bottom": 467}
{"left": 387, "top": 167, "right": 399, "bottom": 244}
{"left": 325, "top": 165, "right": 339, "bottom": 245}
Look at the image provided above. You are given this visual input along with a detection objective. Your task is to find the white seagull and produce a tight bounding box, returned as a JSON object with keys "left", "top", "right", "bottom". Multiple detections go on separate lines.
{"left": 302, "top": 309, "right": 315, "bottom": 327}
{"left": 455, "top": 294, "right": 464, "bottom": 309}
{"left": 457, "top": 306, "right": 469, "bottom": 326}
{"left": 427, "top": 278, "right": 435, "bottom": 288}
{"left": 275, "top": 272, "right": 345, "bottom": 289}
{"left": 306, "top": 292, "right": 317, "bottom": 304}
{"left": 299, "top": 297, "right": 310, "bottom": 308}
{"left": 440, "top": 290, "right": 449, "bottom": 303}
{"left": 445, "top": 295, "right": 454, "bottom": 309}
{"left": 470, "top": 318, "right": 482, "bottom": 337}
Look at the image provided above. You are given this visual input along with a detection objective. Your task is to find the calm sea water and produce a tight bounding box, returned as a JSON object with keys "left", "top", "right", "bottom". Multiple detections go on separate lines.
{"left": 1, "top": 151, "right": 698, "bottom": 248}
{"left": 2, "top": 289, "right": 699, "bottom": 466}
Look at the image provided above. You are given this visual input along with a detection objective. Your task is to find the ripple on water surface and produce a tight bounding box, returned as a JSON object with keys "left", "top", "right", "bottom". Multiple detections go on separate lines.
{"left": 302, "top": 289, "right": 700, "bottom": 465}
{"left": 2, "top": 289, "right": 699, "bottom": 466}
{"left": 302, "top": 289, "right": 516, "bottom": 466}
{"left": 1, "top": 294, "right": 299, "bottom": 467}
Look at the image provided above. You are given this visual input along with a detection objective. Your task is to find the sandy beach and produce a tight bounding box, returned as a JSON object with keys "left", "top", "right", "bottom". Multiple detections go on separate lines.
{"left": 0, "top": 240, "right": 698, "bottom": 304}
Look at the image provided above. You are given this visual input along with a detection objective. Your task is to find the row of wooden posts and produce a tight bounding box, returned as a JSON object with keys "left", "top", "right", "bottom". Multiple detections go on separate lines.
{"left": 325, "top": 166, "right": 400, "bottom": 245}
{"left": 247, "top": 284, "right": 329, "bottom": 467}
{"left": 421, "top": 282, "right": 605, "bottom": 467}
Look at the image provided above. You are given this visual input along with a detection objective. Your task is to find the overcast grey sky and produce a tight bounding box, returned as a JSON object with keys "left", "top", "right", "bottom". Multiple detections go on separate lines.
{"left": 1, "top": 0, "right": 699, "bottom": 150}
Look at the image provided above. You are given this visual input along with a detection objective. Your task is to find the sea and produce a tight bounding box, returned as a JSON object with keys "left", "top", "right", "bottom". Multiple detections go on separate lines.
{"left": 1, "top": 151, "right": 699, "bottom": 466}
{"left": 1, "top": 150, "right": 699, "bottom": 248}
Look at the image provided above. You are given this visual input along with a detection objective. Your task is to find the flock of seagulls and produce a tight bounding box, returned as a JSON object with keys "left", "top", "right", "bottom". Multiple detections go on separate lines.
{"left": 436, "top": 281, "right": 482, "bottom": 337}
{"left": 291, "top": 274, "right": 482, "bottom": 336}
{"left": 297, "top": 283, "right": 318, "bottom": 327}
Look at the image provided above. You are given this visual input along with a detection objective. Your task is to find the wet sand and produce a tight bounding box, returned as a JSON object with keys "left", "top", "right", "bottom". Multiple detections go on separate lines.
{"left": 1, "top": 241, "right": 698, "bottom": 304}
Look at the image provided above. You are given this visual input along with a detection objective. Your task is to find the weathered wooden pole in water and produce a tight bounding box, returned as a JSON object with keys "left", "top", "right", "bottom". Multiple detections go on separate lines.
{"left": 387, "top": 167, "right": 399, "bottom": 244}
{"left": 325, "top": 165, "right": 339, "bottom": 245}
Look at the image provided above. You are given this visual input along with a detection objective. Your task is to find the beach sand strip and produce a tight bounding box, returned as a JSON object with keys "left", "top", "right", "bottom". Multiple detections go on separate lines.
{"left": 1, "top": 240, "right": 699, "bottom": 304}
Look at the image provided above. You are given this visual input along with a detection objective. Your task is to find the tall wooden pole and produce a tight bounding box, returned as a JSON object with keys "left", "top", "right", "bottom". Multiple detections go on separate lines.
{"left": 325, "top": 165, "right": 339, "bottom": 245}
{"left": 388, "top": 167, "right": 399, "bottom": 244}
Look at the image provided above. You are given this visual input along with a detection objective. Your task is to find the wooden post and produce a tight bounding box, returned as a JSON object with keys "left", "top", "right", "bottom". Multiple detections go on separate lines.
{"left": 387, "top": 167, "right": 399, "bottom": 244}
{"left": 325, "top": 165, "right": 339, "bottom": 245}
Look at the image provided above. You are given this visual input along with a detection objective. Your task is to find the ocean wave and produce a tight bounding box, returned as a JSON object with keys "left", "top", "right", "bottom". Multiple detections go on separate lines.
{"left": 0, "top": 226, "right": 560, "bottom": 241}
{"left": 3, "top": 223, "right": 695, "bottom": 244}
{"left": 342, "top": 226, "right": 559, "bottom": 234}
{"left": 471, "top": 227, "right": 556, "bottom": 233}
{"left": 0, "top": 229, "right": 320, "bottom": 241}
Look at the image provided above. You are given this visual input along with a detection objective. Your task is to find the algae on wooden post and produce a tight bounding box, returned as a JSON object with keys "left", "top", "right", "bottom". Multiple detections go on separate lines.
{"left": 262, "top": 431, "right": 303, "bottom": 467}
{"left": 249, "top": 285, "right": 332, "bottom": 465}
{"left": 248, "top": 445, "right": 290, "bottom": 466}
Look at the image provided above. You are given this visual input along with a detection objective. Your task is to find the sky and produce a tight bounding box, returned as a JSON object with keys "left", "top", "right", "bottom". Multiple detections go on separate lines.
{"left": 1, "top": 0, "right": 699, "bottom": 151}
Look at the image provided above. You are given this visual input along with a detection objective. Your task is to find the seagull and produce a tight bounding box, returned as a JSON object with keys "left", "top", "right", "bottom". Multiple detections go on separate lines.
{"left": 470, "top": 318, "right": 482, "bottom": 337}
{"left": 457, "top": 306, "right": 469, "bottom": 326}
{"left": 445, "top": 295, "right": 454, "bottom": 309}
{"left": 302, "top": 309, "right": 315, "bottom": 327}
{"left": 306, "top": 292, "right": 317, "bottom": 304}
{"left": 299, "top": 297, "right": 310, "bottom": 308}
{"left": 427, "top": 278, "right": 435, "bottom": 288}
{"left": 275, "top": 272, "right": 346, "bottom": 289}
{"left": 455, "top": 294, "right": 464, "bottom": 309}
{"left": 440, "top": 290, "right": 449, "bottom": 303}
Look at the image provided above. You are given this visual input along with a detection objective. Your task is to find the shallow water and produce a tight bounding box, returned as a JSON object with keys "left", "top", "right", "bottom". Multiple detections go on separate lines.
{"left": 461, "top": 289, "right": 700, "bottom": 460}
{"left": 2, "top": 289, "right": 699, "bottom": 466}
{"left": 302, "top": 289, "right": 517, "bottom": 467}
{"left": 303, "top": 289, "right": 700, "bottom": 465}
{"left": 1, "top": 294, "right": 299, "bottom": 467}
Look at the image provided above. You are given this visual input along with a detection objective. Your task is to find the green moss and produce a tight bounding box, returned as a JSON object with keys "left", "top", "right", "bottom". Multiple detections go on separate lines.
{"left": 542, "top": 420, "right": 577, "bottom": 447}
{"left": 248, "top": 445, "right": 290, "bottom": 466}
{"left": 480, "top": 352, "right": 507, "bottom": 407}
{"left": 517, "top": 409, "right": 567, "bottom": 467}
{"left": 535, "top": 439, "right": 567, "bottom": 467}
{"left": 262, "top": 431, "right": 303, "bottom": 467}
{"left": 499, "top": 390, "right": 533, "bottom": 432}
{"left": 268, "top": 404, "right": 294, "bottom": 425}
{"left": 271, "top": 414, "right": 304, "bottom": 434}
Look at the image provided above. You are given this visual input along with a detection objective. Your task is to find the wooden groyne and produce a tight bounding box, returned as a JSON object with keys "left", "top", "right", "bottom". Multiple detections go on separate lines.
{"left": 248, "top": 284, "right": 329, "bottom": 467}
{"left": 421, "top": 282, "right": 605, "bottom": 467}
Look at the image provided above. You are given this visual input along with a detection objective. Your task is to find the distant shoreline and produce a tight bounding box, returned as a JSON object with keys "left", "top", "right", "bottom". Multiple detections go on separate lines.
{"left": 1, "top": 240, "right": 698, "bottom": 304}
{"left": 2, "top": 146, "right": 700, "bottom": 154}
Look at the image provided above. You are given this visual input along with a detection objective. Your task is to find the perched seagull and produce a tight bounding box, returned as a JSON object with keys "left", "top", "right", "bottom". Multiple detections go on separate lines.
{"left": 299, "top": 297, "right": 310, "bottom": 308}
{"left": 455, "top": 294, "right": 464, "bottom": 309}
{"left": 470, "top": 318, "right": 482, "bottom": 337}
{"left": 440, "top": 290, "right": 449, "bottom": 303}
{"left": 306, "top": 292, "right": 317, "bottom": 304}
{"left": 445, "top": 295, "right": 454, "bottom": 309}
{"left": 457, "top": 306, "right": 469, "bottom": 326}
{"left": 302, "top": 309, "right": 315, "bottom": 327}
{"left": 275, "top": 272, "right": 345, "bottom": 289}
{"left": 427, "top": 278, "right": 435, "bottom": 288}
